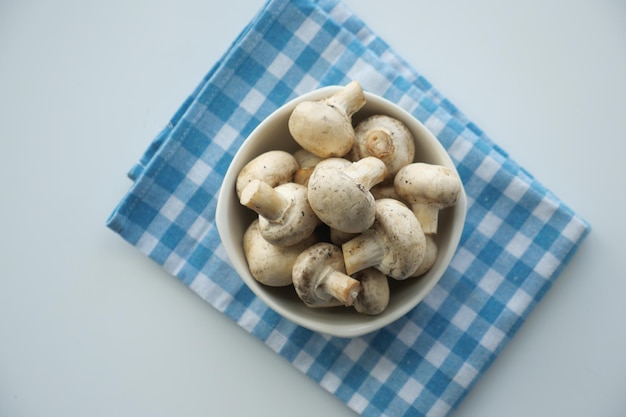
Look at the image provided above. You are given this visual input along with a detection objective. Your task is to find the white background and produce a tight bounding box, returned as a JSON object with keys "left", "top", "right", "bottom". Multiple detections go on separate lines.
{"left": 1, "top": 1, "right": 625, "bottom": 416}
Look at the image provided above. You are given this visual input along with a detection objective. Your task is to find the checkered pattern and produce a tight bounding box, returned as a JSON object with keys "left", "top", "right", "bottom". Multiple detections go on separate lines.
{"left": 106, "top": 1, "right": 590, "bottom": 416}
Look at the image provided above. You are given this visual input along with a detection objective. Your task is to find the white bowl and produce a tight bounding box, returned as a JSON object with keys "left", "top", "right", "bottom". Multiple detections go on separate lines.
{"left": 216, "top": 86, "right": 466, "bottom": 338}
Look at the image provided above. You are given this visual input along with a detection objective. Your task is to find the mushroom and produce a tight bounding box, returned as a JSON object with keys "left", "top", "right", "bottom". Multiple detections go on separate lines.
{"left": 292, "top": 242, "right": 361, "bottom": 307}
{"left": 243, "top": 220, "right": 318, "bottom": 287}
{"left": 312, "top": 156, "right": 352, "bottom": 171}
{"left": 370, "top": 181, "right": 403, "bottom": 201}
{"left": 288, "top": 80, "right": 366, "bottom": 158}
{"left": 341, "top": 198, "right": 426, "bottom": 280}
{"left": 394, "top": 162, "right": 462, "bottom": 234}
{"left": 329, "top": 228, "right": 358, "bottom": 246}
{"left": 352, "top": 268, "right": 390, "bottom": 315}
{"left": 307, "top": 156, "right": 387, "bottom": 233}
{"left": 411, "top": 234, "right": 438, "bottom": 277}
{"left": 236, "top": 150, "right": 299, "bottom": 199}
{"left": 240, "top": 179, "right": 319, "bottom": 247}
{"left": 292, "top": 148, "right": 323, "bottom": 186}
{"left": 349, "top": 114, "right": 415, "bottom": 180}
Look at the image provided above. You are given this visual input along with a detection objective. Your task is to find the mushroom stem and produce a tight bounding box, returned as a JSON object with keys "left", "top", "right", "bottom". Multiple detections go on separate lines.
{"left": 344, "top": 157, "right": 387, "bottom": 190}
{"left": 410, "top": 203, "right": 440, "bottom": 235}
{"left": 326, "top": 80, "right": 366, "bottom": 117}
{"left": 342, "top": 230, "right": 385, "bottom": 275}
{"left": 365, "top": 129, "right": 395, "bottom": 159}
{"left": 320, "top": 266, "right": 361, "bottom": 307}
{"left": 240, "top": 179, "right": 289, "bottom": 222}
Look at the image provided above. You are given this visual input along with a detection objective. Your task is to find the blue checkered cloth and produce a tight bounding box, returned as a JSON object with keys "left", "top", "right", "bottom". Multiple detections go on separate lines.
{"left": 107, "top": 1, "right": 591, "bottom": 416}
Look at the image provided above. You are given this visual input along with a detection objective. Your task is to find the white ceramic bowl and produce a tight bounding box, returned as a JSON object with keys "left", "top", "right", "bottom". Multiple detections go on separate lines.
{"left": 216, "top": 86, "right": 466, "bottom": 338}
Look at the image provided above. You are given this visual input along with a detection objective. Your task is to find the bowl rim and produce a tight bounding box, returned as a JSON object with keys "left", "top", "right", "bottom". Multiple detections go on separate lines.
{"left": 216, "top": 85, "right": 467, "bottom": 338}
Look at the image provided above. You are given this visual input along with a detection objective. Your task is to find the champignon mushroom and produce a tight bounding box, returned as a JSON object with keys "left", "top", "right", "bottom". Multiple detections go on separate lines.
{"left": 410, "top": 234, "right": 438, "bottom": 277}
{"left": 243, "top": 220, "right": 318, "bottom": 287}
{"left": 307, "top": 156, "right": 387, "bottom": 234}
{"left": 313, "top": 157, "right": 352, "bottom": 171}
{"left": 329, "top": 228, "right": 358, "bottom": 246}
{"left": 288, "top": 80, "right": 366, "bottom": 158}
{"left": 349, "top": 114, "right": 415, "bottom": 180}
{"left": 341, "top": 198, "right": 426, "bottom": 280}
{"left": 292, "top": 148, "right": 323, "bottom": 186}
{"left": 292, "top": 242, "right": 361, "bottom": 307}
{"left": 370, "top": 181, "right": 403, "bottom": 201}
{"left": 394, "top": 162, "right": 462, "bottom": 234}
{"left": 240, "top": 179, "right": 320, "bottom": 247}
{"left": 352, "top": 268, "right": 390, "bottom": 315}
{"left": 236, "top": 150, "right": 299, "bottom": 199}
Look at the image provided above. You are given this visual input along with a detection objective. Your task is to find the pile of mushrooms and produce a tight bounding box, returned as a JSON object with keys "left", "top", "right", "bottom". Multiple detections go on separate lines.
{"left": 237, "top": 80, "right": 462, "bottom": 316}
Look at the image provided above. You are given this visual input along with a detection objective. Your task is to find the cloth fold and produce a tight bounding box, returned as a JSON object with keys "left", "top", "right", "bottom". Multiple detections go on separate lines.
{"left": 107, "top": 1, "right": 590, "bottom": 416}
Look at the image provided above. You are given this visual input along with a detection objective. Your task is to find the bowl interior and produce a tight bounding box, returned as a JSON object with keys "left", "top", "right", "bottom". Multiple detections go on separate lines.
{"left": 216, "top": 86, "right": 466, "bottom": 338}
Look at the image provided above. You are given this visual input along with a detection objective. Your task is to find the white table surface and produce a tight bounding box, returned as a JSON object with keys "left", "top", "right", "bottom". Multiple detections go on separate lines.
{"left": 1, "top": 1, "right": 624, "bottom": 416}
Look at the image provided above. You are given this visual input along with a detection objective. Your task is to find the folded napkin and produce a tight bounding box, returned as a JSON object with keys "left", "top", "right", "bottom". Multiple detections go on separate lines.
{"left": 107, "top": 1, "right": 590, "bottom": 416}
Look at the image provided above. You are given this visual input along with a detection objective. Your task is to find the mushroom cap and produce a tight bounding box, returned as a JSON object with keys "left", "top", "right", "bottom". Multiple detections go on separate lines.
{"left": 352, "top": 268, "right": 390, "bottom": 315}
{"left": 314, "top": 157, "right": 352, "bottom": 171}
{"left": 292, "top": 242, "right": 359, "bottom": 307}
{"left": 329, "top": 227, "right": 358, "bottom": 246}
{"left": 292, "top": 148, "right": 324, "bottom": 185}
{"left": 350, "top": 114, "right": 415, "bottom": 179}
{"left": 299, "top": 157, "right": 351, "bottom": 187}
{"left": 236, "top": 150, "right": 299, "bottom": 199}
{"left": 412, "top": 234, "right": 438, "bottom": 277}
{"left": 308, "top": 167, "right": 373, "bottom": 233}
{"left": 372, "top": 198, "right": 426, "bottom": 279}
{"left": 370, "top": 181, "right": 403, "bottom": 201}
{"left": 288, "top": 101, "right": 355, "bottom": 158}
{"left": 394, "top": 162, "right": 462, "bottom": 208}
{"left": 293, "top": 148, "right": 324, "bottom": 168}
{"left": 243, "top": 220, "right": 318, "bottom": 287}
{"left": 307, "top": 157, "right": 385, "bottom": 234}
{"left": 287, "top": 81, "right": 365, "bottom": 158}
{"left": 256, "top": 182, "right": 320, "bottom": 247}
